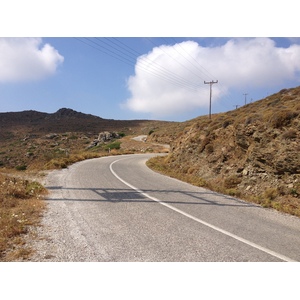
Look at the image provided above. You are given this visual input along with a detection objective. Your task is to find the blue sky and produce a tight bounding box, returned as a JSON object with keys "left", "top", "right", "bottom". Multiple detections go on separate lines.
{"left": 1, "top": 1, "right": 300, "bottom": 122}
{"left": 1, "top": 37, "right": 300, "bottom": 122}
{"left": 1, "top": 1, "right": 299, "bottom": 296}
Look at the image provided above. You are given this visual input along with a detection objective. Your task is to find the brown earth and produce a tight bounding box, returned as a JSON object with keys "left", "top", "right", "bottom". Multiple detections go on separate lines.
{"left": 0, "top": 108, "right": 171, "bottom": 260}
{"left": 0, "top": 108, "right": 171, "bottom": 171}
{"left": 147, "top": 86, "right": 300, "bottom": 217}
{"left": 1, "top": 86, "right": 300, "bottom": 260}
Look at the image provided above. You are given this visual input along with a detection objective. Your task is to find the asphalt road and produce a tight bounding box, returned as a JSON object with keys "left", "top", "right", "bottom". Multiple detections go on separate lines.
{"left": 131, "top": 135, "right": 147, "bottom": 142}
{"left": 35, "top": 153, "right": 300, "bottom": 262}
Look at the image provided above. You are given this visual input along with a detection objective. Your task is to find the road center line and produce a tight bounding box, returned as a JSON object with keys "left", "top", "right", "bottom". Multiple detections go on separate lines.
{"left": 109, "top": 157, "right": 296, "bottom": 262}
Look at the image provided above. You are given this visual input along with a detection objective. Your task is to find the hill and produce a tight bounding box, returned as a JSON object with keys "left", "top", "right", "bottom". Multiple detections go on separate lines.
{"left": 1, "top": 87, "right": 300, "bottom": 216}
{"left": 0, "top": 108, "right": 172, "bottom": 260}
{"left": 0, "top": 107, "right": 166, "bottom": 137}
{"left": 147, "top": 86, "right": 300, "bottom": 217}
{"left": 0, "top": 108, "right": 171, "bottom": 170}
{"left": 1, "top": 88, "right": 300, "bottom": 260}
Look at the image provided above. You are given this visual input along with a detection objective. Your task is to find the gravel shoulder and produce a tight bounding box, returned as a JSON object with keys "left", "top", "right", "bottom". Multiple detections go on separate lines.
{"left": 25, "top": 154, "right": 300, "bottom": 262}
{"left": 26, "top": 167, "right": 101, "bottom": 262}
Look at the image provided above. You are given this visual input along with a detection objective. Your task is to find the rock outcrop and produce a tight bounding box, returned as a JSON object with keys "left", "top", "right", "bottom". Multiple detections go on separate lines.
{"left": 150, "top": 86, "right": 300, "bottom": 209}
{"left": 86, "top": 131, "right": 120, "bottom": 149}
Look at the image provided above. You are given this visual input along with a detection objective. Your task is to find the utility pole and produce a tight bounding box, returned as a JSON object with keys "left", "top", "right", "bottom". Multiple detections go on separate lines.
{"left": 243, "top": 93, "right": 248, "bottom": 105}
{"left": 204, "top": 80, "right": 218, "bottom": 119}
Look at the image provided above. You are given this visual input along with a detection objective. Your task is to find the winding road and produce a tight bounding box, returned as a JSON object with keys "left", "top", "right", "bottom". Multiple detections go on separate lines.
{"left": 33, "top": 153, "right": 300, "bottom": 261}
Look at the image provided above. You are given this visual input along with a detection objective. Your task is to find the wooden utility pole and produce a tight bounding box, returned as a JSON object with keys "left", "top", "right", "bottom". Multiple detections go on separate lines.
{"left": 204, "top": 80, "right": 218, "bottom": 119}
{"left": 243, "top": 93, "right": 248, "bottom": 105}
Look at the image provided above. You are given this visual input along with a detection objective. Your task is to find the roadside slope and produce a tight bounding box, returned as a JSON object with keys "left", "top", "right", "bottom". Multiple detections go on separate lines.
{"left": 148, "top": 86, "right": 300, "bottom": 216}
{"left": 27, "top": 154, "right": 300, "bottom": 262}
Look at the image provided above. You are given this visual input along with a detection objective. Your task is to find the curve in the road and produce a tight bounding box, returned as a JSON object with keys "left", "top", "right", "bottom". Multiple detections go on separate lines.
{"left": 110, "top": 157, "right": 295, "bottom": 262}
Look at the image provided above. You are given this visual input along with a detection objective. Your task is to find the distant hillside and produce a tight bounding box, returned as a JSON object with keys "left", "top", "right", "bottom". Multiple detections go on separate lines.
{"left": 0, "top": 108, "right": 165, "bottom": 138}
{"left": 0, "top": 108, "right": 171, "bottom": 170}
{"left": 148, "top": 86, "right": 300, "bottom": 217}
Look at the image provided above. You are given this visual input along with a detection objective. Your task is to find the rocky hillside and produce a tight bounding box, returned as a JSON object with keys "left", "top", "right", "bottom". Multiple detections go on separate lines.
{"left": 148, "top": 86, "right": 300, "bottom": 216}
{"left": 0, "top": 108, "right": 165, "bottom": 137}
{"left": 0, "top": 108, "right": 170, "bottom": 170}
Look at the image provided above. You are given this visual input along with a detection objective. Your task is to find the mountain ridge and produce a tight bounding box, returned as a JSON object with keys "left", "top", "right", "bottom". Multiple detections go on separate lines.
{"left": 0, "top": 107, "right": 168, "bottom": 137}
{"left": 0, "top": 106, "right": 172, "bottom": 170}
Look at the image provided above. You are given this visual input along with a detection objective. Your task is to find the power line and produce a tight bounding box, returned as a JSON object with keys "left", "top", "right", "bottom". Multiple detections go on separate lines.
{"left": 146, "top": 38, "right": 209, "bottom": 83}
{"left": 106, "top": 37, "right": 141, "bottom": 57}
{"left": 75, "top": 37, "right": 237, "bottom": 116}
{"left": 170, "top": 37, "right": 235, "bottom": 113}
{"left": 170, "top": 38, "right": 217, "bottom": 81}
{"left": 74, "top": 37, "right": 133, "bottom": 66}
{"left": 75, "top": 37, "right": 202, "bottom": 92}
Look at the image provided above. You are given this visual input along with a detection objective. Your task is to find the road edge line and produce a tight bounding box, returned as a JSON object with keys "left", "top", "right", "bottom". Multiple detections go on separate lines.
{"left": 109, "top": 158, "right": 296, "bottom": 262}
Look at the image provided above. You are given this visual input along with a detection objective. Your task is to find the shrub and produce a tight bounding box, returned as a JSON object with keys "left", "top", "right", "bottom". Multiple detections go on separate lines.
{"left": 226, "top": 188, "right": 241, "bottom": 197}
{"left": 104, "top": 141, "right": 121, "bottom": 151}
{"left": 222, "top": 120, "right": 232, "bottom": 128}
{"left": 199, "top": 137, "right": 210, "bottom": 153}
{"left": 282, "top": 129, "right": 297, "bottom": 140}
{"left": 279, "top": 89, "right": 288, "bottom": 94}
{"left": 224, "top": 175, "right": 242, "bottom": 189}
{"left": 264, "top": 188, "right": 278, "bottom": 200}
{"left": 15, "top": 165, "right": 27, "bottom": 171}
{"left": 205, "top": 143, "right": 214, "bottom": 154}
{"left": 69, "top": 135, "right": 78, "bottom": 140}
{"left": 26, "top": 181, "right": 45, "bottom": 196}
{"left": 290, "top": 183, "right": 300, "bottom": 197}
{"left": 269, "top": 110, "right": 298, "bottom": 128}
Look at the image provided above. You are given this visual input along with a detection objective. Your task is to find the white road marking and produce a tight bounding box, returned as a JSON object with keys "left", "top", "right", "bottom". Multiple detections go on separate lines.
{"left": 109, "top": 157, "right": 296, "bottom": 262}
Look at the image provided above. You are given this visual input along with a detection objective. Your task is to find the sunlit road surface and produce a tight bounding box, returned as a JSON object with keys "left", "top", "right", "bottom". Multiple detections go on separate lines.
{"left": 43, "top": 154, "right": 300, "bottom": 262}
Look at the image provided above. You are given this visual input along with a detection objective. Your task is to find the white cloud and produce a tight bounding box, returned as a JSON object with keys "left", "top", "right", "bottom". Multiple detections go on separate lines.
{"left": 0, "top": 38, "right": 64, "bottom": 82}
{"left": 124, "top": 38, "right": 300, "bottom": 118}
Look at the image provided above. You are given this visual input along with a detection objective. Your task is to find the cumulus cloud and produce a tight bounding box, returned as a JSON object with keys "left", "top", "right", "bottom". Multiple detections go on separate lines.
{"left": 0, "top": 38, "right": 64, "bottom": 82}
{"left": 124, "top": 38, "right": 300, "bottom": 118}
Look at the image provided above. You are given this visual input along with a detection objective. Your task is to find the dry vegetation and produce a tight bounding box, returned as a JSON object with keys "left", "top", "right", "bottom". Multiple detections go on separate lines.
{"left": 147, "top": 86, "right": 300, "bottom": 217}
{"left": 0, "top": 108, "right": 170, "bottom": 260}
{"left": 1, "top": 86, "right": 300, "bottom": 260}
{"left": 0, "top": 173, "right": 47, "bottom": 261}
{"left": 0, "top": 108, "right": 172, "bottom": 171}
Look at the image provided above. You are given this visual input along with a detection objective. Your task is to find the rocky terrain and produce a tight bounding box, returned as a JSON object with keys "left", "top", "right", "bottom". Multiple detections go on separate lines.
{"left": 1, "top": 86, "right": 300, "bottom": 261}
{"left": 0, "top": 108, "right": 170, "bottom": 170}
{"left": 0, "top": 107, "right": 159, "bottom": 136}
{"left": 1, "top": 87, "right": 300, "bottom": 217}
{"left": 148, "top": 86, "right": 300, "bottom": 216}
{"left": 0, "top": 109, "right": 170, "bottom": 261}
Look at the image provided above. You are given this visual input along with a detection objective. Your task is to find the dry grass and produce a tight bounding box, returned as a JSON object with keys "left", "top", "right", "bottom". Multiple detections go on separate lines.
{"left": 147, "top": 148, "right": 300, "bottom": 218}
{"left": 44, "top": 151, "right": 107, "bottom": 169}
{"left": 1, "top": 87, "right": 300, "bottom": 260}
{"left": 146, "top": 156, "right": 209, "bottom": 188}
{"left": 145, "top": 86, "right": 300, "bottom": 218}
{"left": 0, "top": 132, "right": 168, "bottom": 261}
{"left": 0, "top": 108, "right": 171, "bottom": 261}
{"left": 0, "top": 173, "right": 47, "bottom": 261}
